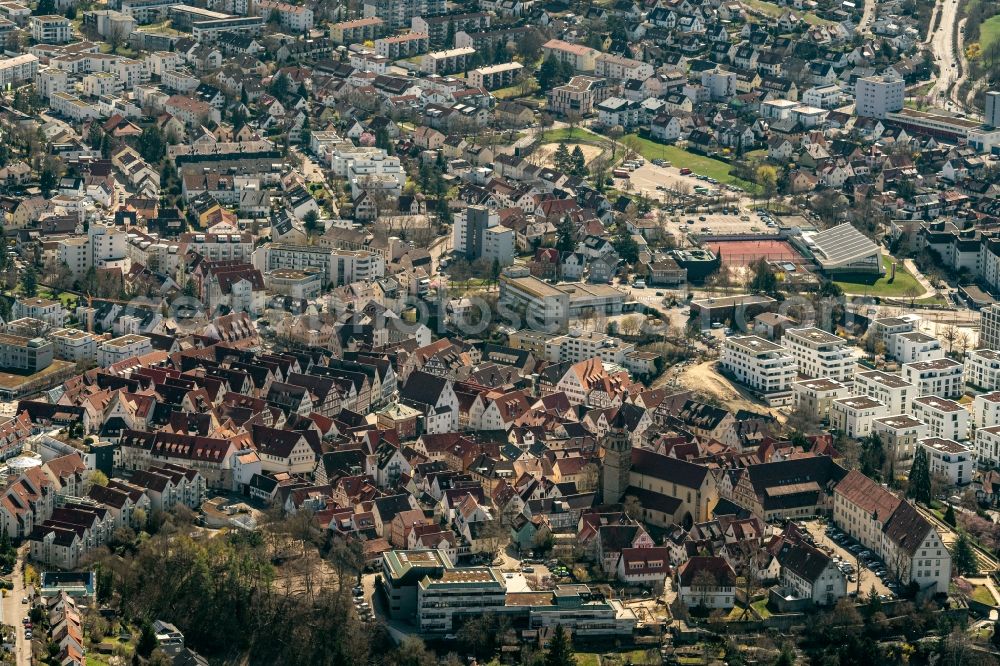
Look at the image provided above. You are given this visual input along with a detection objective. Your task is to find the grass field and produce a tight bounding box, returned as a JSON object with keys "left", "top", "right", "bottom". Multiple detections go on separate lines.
{"left": 540, "top": 127, "right": 609, "bottom": 145}
{"left": 972, "top": 585, "right": 997, "bottom": 605}
{"left": 576, "top": 654, "right": 601, "bottom": 666}
{"left": 621, "top": 134, "right": 756, "bottom": 190}
{"left": 742, "top": 0, "right": 835, "bottom": 25}
{"left": 493, "top": 78, "right": 538, "bottom": 99}
{"left": 833, "top": 255, "right": 926, "bottom": 298}
{"left": 981, "top": 15, "right": 1000, "bottom": 52}
{"left": 751, "top": 598, "right": 773, "bottom": 619}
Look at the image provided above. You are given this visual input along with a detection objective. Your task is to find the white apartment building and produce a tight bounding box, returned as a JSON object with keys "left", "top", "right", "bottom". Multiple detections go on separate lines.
{"left": 873, "top": 414, "right": 927, "bottom": 469}
{"left": 830, "top": 396, "right": 888, "bottom": 439}
{"left": 965, "top": 348, "right": 1000, "bottom": 391}
{"left": 12, "top": 298, "right": 65, "bottom": 328}
{"left": 544, "top": 330, "right": 634, "bottom": 365}
{"left": 255, "top": 0, "right": 313, "bottom": 31}
{"left": 594, "top": 53, "right": 654, "bottom": 81}
{"left": 893, "top": 331, "right": 944, "bottom": 363}
{"left": 974, "top": 391, "right": 1000, "bottom": 430}
{"left": 910, "top": 396, "right": 969, "bottom": 442}
{"left": 721, "top": 336, "right": 796, "bottom": 401}
{"left": 482, "top": 226, "right": 515, "bottom": 267}
{"left": 541, "top": 39, "right": 599, "bottom": 72}
{"left": 35, "top": 66, "right": 67, "bottom": 100}
{"left": 97, "top": 334, "right": 153, "bottom": 367}
{"left": 178, "top": 232, "right": 253, "bottom": 263}
{"left": 791, "top": 378, "right": 850, "bottom": 422}
{"left": 802, "top": 84, "right": 843, "bottom": 109}
{"left": 56, "top": 222, "right": 129, "bottom": 277}
{"left": 467, "top": 62, "right": 523, "bottom": 90}
{"left": 781, "top": 327, "right": 856, "bottom": 383}
{"left": 976, "top": 425, "right": 1000, "bottom": 468}
{"left": 0, "top": 53, "right": 37, "bottom": 87}
{"left": 901, "top": 357, "right": 964, "bottom": 399}
{"left": 920, "top": 437, "right": 973, "bottom": 486}
{"left": 854, "top": 370, "right": 913, "bottom": 415}
{"left": 855, "top": 74, "right": 904, "bottom": 119}
{"left": 252, "top": 244, "right": 384, "bottom": 288}
{"left": 29, "top": 15, "right": 71, "bottom": 42}
{"left": 50, "top": 92, "right": 101, "bottom": 121}
{"left": 871, "top": 316, "right": 917, "bottom": 350}
{"left": 980, "top": 304, "right": 1000, "bottom": 351}
{"left": 329, "top": 146, "right": 404, "bottom": 190}
{"left": 419, "top": 47, "right": 476, "bottom": 75}
{"left": 833, "top": 470, "right": 950, "bottom": 594}
{"left": 48, "top": 328, "right": 98, "bottom": 363}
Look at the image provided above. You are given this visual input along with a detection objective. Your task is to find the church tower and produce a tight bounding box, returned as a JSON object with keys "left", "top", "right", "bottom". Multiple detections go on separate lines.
{"left": 601, "top": 413, "right": 632, "bottom": 504}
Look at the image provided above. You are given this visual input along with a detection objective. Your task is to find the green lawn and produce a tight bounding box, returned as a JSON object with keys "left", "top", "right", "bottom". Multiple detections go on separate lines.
{"left": 742, "top": 0, "right": 835, "bottom": 25}
{"left": 972, "top": 585, "right": 997, "bottom": 605}
{"left": 980, "top": 15, "right": 1000, "bottom": 52}
{"left": 620, "top": 134, "right": 756, "bottom": 190}
{"left": 493, "top": 77, "right": 539, "bottom": 99}
{"left": 576, "top": 653, "right": 601, "bottom": 666}
{"left": 833, "top": 255, "right": 926, "bottom": 298}
{"left": 751, "top": 598, "right": 773, "bottom": 619}
{"left": 540, "top": 127, "right": 609, "bottom": 145}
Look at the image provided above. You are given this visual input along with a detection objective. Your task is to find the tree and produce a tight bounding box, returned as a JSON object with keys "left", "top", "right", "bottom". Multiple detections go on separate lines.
{"left": 944, "top": 502, "right": 957, "bottom": 528}
{"left": 908, "top": 447, "right": 932, "bottom": 505}
{"left": 32, "top": 0, "right": 55, "bottom": 14}
{"left": 544, "top": 625, "right": 576, "bottom": 666}
{"left": 953, "top": 531, "right": 979, "bottom": 575}
{"left": 85, "top": 470, "right": 109, "bottom": 492}
{"left": 302, "top": 209, "right": 320, "bottom": 234}
{"left": 612, "top": 224, "right": 639, "bottom": 264}
{"left": 553, "top": 142, "right": 571, "bottom": 172}
{"left": 137, "top": 620, "right": 158, "bottom": 658}
{"left": 622, "top": 494, "right": 642, "bottom": 520}
{"left": 755, "top": 165, "right": 778, "bottom": 208}
{"left": 570, "top": 145, "right": 587, "bottom": 176}
{"left": 743, "top": 259, "right": 775, "bottom": 296}
{"left": 556, "top": 215, "right": 576, "bottom": 253}
{"left": 39, "top": 165, "right": 57, "bottom": 195}
{"left": 269, "top": 72, "right": 290, "bottom": 101}
{"left": 859, "top": 433, "right": 887, "bottom": 481}
{"left": 138, "top": 126, "right": 166, "bottom": 163}
{"left": 20, "top": 265, "right": 36, "bottom": 297}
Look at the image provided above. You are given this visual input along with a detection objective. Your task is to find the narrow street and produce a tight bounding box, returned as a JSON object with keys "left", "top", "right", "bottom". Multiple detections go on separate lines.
{"left": 2, "top": 549, "right": 31, "bottom": 666}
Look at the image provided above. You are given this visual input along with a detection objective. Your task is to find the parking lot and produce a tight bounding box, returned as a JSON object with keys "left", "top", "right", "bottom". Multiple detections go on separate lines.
{"left": 626, "top": 162, "right": 748, "bottom": 205}
{"left": 803, "top": 519, "right": 895, "bottom": 599}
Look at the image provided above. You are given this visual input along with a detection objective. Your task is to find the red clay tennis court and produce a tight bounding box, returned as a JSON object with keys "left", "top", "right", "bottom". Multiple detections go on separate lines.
{"left": 707, "top": 239, "right": 804, "bottom": 266}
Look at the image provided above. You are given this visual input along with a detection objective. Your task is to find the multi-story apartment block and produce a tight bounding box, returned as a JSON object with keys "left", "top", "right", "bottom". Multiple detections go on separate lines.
{"left": 254, "top": 0, "right": 312, "bottom": 31}
{"left": 830, "top": 396, "right": 887, "bottom": 438}
{"left": 374, "top": 31, "right": 428, "bottom": 59}
{"left": 547, "top": 75, "right": 616, "bottom": 117}
{"left": 48, "top": 328, "right": 98, "bottom": 363}
{"left": 363, "top": 0, "right": 444, "bottom": 30}
{"left": 893, "top": 331, "right": 944, "bottom": 363}
{"left": 252, "top": 244, "right": 384, "bottom": 288}
{"left": 467, "top": 62, "right": 523, "bottom": 90}
{"left": 544, "top": 330, "right": 633, "bottom": 365}
{"left": 30, "top": 15, "right": 72, "bottom": 43}
{"left": 920, "top": 437, "right": 972, "bottom": 486}
{"left": 330, "top": 16, "right": 383, "bottom": 43}
{"left": 855, "top": 74, "right": 904, "bottom": 119}
{"left": 981, "top": 304, "right": 1000, "bottom": 351}
{"left": 0, "top": 54, "right": 38, "bottom": 87}
{"left": 901, "top": 357, "right": 964, "bottom": 399}
{"left": 873, "top": 414, "right": 927, "bottom": 469}
{"left": 178, "top": 232, "right": 254, "bottom": 263}
{"left": 781, "top": 327, "right": 856, "bottom": 383}
{"left": 721, "top": 336, "right": 796, "bottom": 402}
{"left": 854, "top": 370, "right": 913, "bottom": 415}
{"left": 976, "top": 424, "right": 1000, "bottom": 468}
{"left": 411, "top": 12, "right": 489, "bottom": 46}
{"left": 974, "top": 391, "right": 1000, "bottom": 430}
{"left": 97, "top": 334, "right": 153, "bottom": 367}
{"left": 792, "top": 378, "right": 850, "bottom": 422}
{"left": 594, "top": 53, "right": 654, "bottom": 81}
{"left": 965, "top": 348, "right": 1000, "bottom": 390}
{"left": 833, "top": 470, "right": 950, "bottom": 594}
{"left": 910, "top": 396, "right": 969, "bottom": 442}
{"left": 419, "top": 47, "right": 476, "bottom": 75}
{"left": 542, "top": 38, "right": 600, "bottom": 72}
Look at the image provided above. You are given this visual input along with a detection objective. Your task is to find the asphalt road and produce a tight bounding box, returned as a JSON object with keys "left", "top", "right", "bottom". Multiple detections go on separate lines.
{"left": 927, "top": 0, "right": 965, "bottom": 111}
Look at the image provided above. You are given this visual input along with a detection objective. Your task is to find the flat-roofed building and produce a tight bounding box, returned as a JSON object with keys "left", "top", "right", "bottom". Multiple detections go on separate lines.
{"left": 830, "top": 396, "right": 887, "bottom": 438}
{"left": 781, "top": 326, "right": 856, "bottom": 382}
{"left": 902, "top": 357, "right": 964, "bottom": 399}
{"left": 965, "top": 348, "right": 1000, "bottom": 391}
{"left": 920, "top": 437, "right": 972, "bottom": 486}
{"left": 97, "top": 334, "right": 152, "bottom": 368}
{"left": 854, "top": 370, "right": 913, "bottom": 415}
{"left": 499, "top": 271, "right": 625, "bottom": 330}
{"left": 330, "top": 16, "right": 383, "bottom": 43}
{"left": 801, "top": 223, "right": 883, "bottom": 276}
{"left": 721, "top": 336, "right": 796, "bottom": 403}
{"left": 419, "top": 47, "right": 476, "bottom": 75}
{"left": 910, "top": 396, "right": 968, "bottom": 442}
{"left": 974, "top": 390, "right": 1000, "bottom": 430}
{"left": 547, "top": 75, "right": 616, "bottom": 117}
{"left": 873, "top": 414, "right": 927, "bottom": 469}
{"left": 976, "top": 424, "right": 1000, "bottom": 468}
{"left": 792, "top": 378, "right": 850, "bottom": 421}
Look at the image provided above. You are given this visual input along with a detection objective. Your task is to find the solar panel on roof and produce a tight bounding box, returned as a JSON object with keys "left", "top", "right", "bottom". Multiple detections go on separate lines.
{"left": 811, "top": 224, "right": 879, "bottom": 266}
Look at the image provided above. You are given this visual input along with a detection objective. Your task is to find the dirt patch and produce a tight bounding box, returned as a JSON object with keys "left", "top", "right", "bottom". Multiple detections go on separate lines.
{"left": 534, "top": 142, "right": 605, "bottom": 169}
{"left": 677, "top": 360, "right": 786, "bottom": 420}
